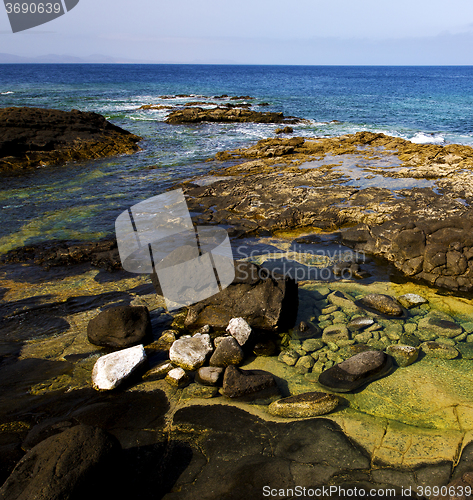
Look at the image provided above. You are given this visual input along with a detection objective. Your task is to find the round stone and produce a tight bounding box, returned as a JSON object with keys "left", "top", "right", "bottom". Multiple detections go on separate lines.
{"left": 386, "top": 345, "right": 419, "bottom": 367}
{"left": 397, "top": 293, "right": 428, "bottom": 309}
{"left": 359, "top": 294, "right": 403, "bottom": 316}
{"left": 268, "top": 392, "right": 339, "bottom": 418}
{"left": 420, "top": 342, "right": 459, "bottom": 359}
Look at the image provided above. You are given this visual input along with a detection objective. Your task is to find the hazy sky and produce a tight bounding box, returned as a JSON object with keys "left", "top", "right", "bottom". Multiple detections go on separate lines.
{"left": 1, "top": 0, "right": 473, "bottom": 64}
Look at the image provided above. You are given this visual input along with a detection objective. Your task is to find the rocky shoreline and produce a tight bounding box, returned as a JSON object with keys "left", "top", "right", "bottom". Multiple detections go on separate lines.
{"left": 3, "top": 104, "right": 473, "bottom": 498}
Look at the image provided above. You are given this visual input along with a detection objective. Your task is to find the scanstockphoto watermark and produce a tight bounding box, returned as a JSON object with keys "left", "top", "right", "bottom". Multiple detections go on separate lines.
{"left": 3, "top": 0, "right": 79, "bottom": 33}
{"left": 263, "top": 485, "right": 414, "bottom": 498}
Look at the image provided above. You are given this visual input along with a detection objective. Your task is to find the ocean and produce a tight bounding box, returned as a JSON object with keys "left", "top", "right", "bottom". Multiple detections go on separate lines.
{"left": 1, "top": 64, "right": 473, "bottom": 253}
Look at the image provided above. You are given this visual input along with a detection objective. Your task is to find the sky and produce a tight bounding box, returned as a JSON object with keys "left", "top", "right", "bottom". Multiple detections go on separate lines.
{"left": 1, "top": 0, "right": 473, "bottom": 64}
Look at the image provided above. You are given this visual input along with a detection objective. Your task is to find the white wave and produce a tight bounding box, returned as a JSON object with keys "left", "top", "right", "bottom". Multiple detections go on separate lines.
{"left": 1, "top": 91, "right": 14, "bottom": 95}
{"left": 409, "top": 132, "right": 445, "bottom": 145}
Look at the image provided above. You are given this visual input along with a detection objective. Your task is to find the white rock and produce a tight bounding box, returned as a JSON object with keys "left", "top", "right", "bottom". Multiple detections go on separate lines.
{"left": 92, "top": 344, "right": 146, "bottom": 391}
{"left": 226, "top": 317, "right": 252, "bottom": 346}
{"left": 398, "top": 293, "right": 428, "bottom": 308}
{"left": 169, "top": 334, "right": 213, "bottom": 370}
{"left": 165, "top": 367, "right": 190, "bottom": 387}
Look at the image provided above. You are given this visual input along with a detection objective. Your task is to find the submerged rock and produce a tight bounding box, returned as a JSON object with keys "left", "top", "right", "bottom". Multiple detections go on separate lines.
{"left": 347, "top": 316, "right": 375, "bottom": 332}
{"left": 268, "top": 392, "right": 339, "bottom": 418}
{"left": 221, "top": 365, "right": 278, "bottom": 398}
{"left": 87, "top": 305, "right": 152, "bottom": 349}
{"left": 420, "top": 342, "right": 459, "bottom": 359}
{"left": 386, "top": 345, "right": 419, "bottom": 367}
{"left": 169, "top": 334, "right": 213, "bottom": 371}
{"left": 359, "top": 294, "right": 404, "bottom": 316}
{"left": 318, "top": 350, "right": 394, "bottom": 392}
{"left": 418, "top": 312, "right": 463, "bottom": 339}
{"left": 0, "top": 106, "right": 141, "bottom": 171}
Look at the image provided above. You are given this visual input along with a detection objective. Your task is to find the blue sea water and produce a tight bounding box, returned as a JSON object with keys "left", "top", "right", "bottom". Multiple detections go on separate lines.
{"left": 0, "top": 64, "right": 473, "bottom": 253}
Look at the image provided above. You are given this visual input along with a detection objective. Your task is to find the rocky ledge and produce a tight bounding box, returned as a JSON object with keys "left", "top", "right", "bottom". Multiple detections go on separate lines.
{"left": 165, "top": 106, "right": 302, "bottom": 125}
{"left": 181, "top": 132, "right": 473, "bottom": 291}
{"left": 0, "top": 107, "right": 142, "bottom": 171}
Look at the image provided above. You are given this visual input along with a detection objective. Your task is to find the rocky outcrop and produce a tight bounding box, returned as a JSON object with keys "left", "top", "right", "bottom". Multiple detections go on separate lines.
{"left": 184, "top": 261, "right": 298, "bottom": 332}
{"left": 165, "top": 106, "right": 301, "bottom": 125}
{"left": 340, "top": 216, "right": 473, "bottom": 291}
{"left": 0, "top": 107, "right": 141, "bottom": 171}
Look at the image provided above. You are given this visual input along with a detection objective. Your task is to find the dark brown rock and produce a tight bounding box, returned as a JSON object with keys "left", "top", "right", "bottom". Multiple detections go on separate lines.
{"left": 221, "top": 365, "right": 278, "bottom": 398}
{"left": 165, "top": 106, "right": 301, "bottom": 125}
{"left": 87, "top": 305, "right": 152, "bottom": 348}
{"left": 0, "top": 425, "right": 120, "bottom": 500}
{"left": 209, "top": 337, "right": 244, "bottom": 367}
{"left": 184, "top": 261, "right": 298, "bottom": 332}
{"left": 318, "top": 350, "right": 394, "bottom": 392}
{"left": 0, "top": 107, "right": 141, "bottom": 171}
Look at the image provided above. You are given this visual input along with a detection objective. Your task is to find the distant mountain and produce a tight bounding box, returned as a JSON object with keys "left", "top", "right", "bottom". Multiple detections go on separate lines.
{"left": 0, "top": 53, "right": 167, "bottom": 64}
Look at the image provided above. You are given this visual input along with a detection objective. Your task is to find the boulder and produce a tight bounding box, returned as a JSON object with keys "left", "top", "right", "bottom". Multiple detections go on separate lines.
{"left": 226, "top": 317, "right": 252, "bottom": 346}
{"left": 92, "top": 344, "right": 147, "bottom": 390}
{"left": 221, "top": 365, "right": 278, "bottom": 398}
{"left": 195, "top": 366, "right": 224, "bottom": 386}
{"left": 209, "top": 337, "right": 244, "bottom": 367}
{"left": 0, "top": 106, "right": 141, "bottom": 171}
{"left": 184, "top": 261, "right": 298, "bottom": 332}
{"left": 358, "top": 294, "right": 403, "bottom": 316}
{"left": 87, "top": 305, "right": 152, "bottom": 348}
{"left": 169, "top": 334, "right": 213, "bottom": 371}
{"left": 318, "top": 350, "right": 394, "bottom": 392}
{"left": 0, "top": 425, "right": 120, "bottom": 500}
{"left": 268, "top": 392, "right": 339, "bottom": 418}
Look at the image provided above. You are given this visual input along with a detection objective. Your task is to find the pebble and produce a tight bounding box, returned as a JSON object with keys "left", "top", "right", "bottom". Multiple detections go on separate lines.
{"left": 347, "top": 317, "right": 375, "bottom": 332}
{"left": 302, "top": 338, "right": 325, "bottom": 352}
{"left": 322, "top": 324, "right": 349, "bottom": 343}
{"left": 165, "top": 367, "right": 190, "bottom": 388}
{"left": 278, "top": 350, "right": 300, "bottom": 366}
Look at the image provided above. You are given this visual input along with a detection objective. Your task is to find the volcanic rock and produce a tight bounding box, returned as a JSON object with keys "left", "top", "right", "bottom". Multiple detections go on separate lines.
{"left": 221, "top": 365, "right": 278, "bottom": 398}
{"left": 87, "top": 305, "right": 152, "bottom": 349}
{"left": 318, "top": 350, "right": 394, "bottom": 392}
{"left": 184, "top": 261, "right": 298, "bottom": 332}
{"left": 0, "top": 106, "right": 141, "bottom": 171}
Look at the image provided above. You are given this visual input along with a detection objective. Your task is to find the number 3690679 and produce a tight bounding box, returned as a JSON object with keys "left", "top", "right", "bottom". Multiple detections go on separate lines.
{"left": 5, "top": 3, "right": 61, "bottom": 14}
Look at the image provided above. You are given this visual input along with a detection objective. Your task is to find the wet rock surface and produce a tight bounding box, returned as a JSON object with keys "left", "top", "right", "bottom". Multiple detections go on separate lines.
{"left": 268, "top": 392, "right": 339, "bottom": 418}
{"left": 0, "top": 107, "right": 141, "bottom": 171}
